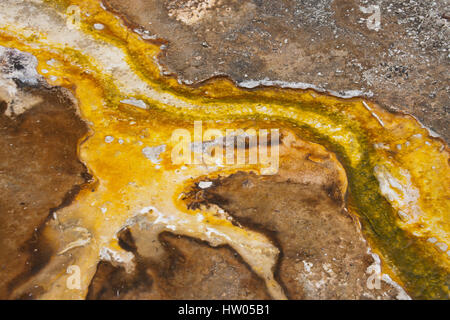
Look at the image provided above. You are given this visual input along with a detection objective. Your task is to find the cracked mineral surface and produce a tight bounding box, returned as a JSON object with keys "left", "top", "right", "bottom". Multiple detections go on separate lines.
{"left": 0, "top": 0, "right": 448, "bottom": 300}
